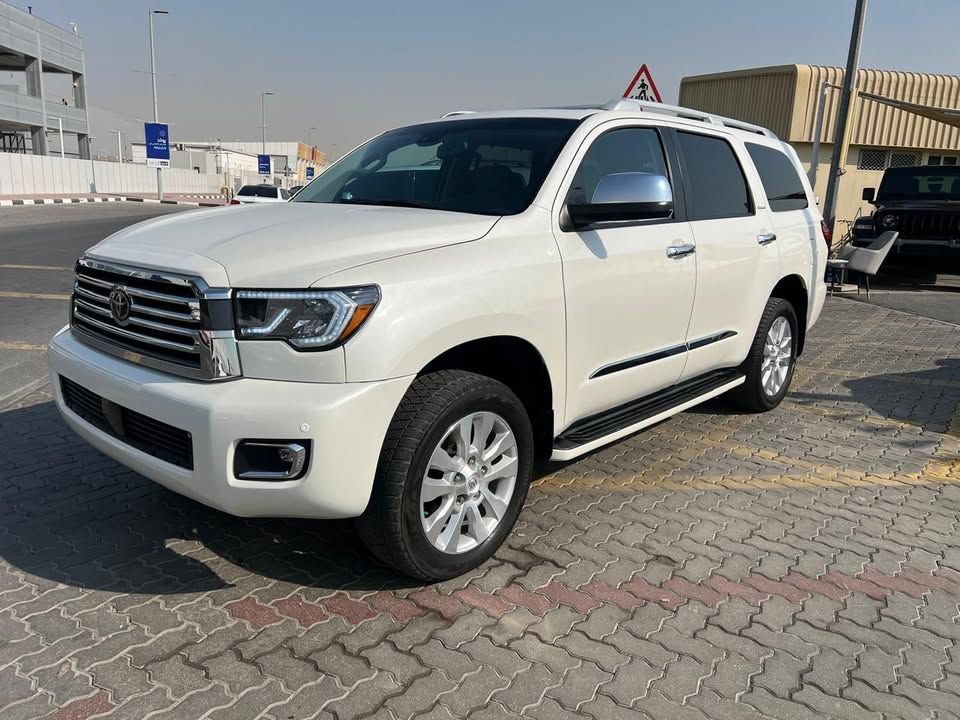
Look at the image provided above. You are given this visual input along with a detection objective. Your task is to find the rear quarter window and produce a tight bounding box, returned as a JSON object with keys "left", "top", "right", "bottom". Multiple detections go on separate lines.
{"left": 746, "top": 143, "right": 809, "bottom": 212}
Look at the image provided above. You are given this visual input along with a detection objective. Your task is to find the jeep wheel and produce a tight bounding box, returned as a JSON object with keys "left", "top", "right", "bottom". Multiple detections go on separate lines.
{"left": 731, "top": 297, "right": 798, "bottom": 412}
{"left": 356, "top": 370, "right": 533, "bottom": 581}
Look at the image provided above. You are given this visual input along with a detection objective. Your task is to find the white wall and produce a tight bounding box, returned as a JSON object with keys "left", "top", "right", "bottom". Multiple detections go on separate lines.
{"left": 0, "top": 151, "right": 223, "bottom": 195}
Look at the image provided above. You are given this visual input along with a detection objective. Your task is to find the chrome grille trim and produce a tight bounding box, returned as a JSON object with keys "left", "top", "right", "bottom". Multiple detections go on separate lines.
{"left": 71, "top": 256, "right": 241, "bottom": 381}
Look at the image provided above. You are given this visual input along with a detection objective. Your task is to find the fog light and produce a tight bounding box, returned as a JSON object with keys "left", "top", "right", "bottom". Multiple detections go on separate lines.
{"left": 235, "top": 440, "right": 309, "bottom": 481}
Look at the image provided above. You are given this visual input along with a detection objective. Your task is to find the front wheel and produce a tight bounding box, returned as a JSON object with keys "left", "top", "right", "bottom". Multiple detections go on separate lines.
{"left": 731, "top": 297, "right": 798, "bottom": 412}
{"left": 356, "top": 370, "right": 533, "bottom": 581}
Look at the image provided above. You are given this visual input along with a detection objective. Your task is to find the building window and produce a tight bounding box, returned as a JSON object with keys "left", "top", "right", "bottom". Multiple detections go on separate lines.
{"left": 928, "top": 155, "right": 942, "bottom": 166}
{"left": 858, "top": 148, "right": 924, "bottom": 171}
{"left": 890, "top": 152, "right": 921, "bottom": 168}
{"left": 943, "top": 156, "right": 958, "bottom": 166}
{"left": 857, "top": 148, "right": 887, "bottom": 171}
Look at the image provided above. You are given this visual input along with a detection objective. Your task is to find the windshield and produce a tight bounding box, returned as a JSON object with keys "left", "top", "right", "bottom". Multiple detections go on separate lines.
{"left": 878, "top": 166, "right": 960, "bottom": 201}
{"left": 293, "top": 117, "right": 580, "bottom": 216}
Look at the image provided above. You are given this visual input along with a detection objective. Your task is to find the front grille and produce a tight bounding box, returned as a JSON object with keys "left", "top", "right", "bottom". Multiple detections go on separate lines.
{"left": 889, "top": 211, "right": 960, "bottom": 241}
{"left": 60, "top": 376, "right": 194, "bottom": 470}
{"left": 72, "top": 260, "right": 203, "bottom": 370}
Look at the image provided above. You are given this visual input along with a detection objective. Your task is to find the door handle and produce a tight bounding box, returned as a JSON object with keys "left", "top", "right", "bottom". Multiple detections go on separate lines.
{"left": 666, "top": 243, "right": 696, "bottom": 258}
{"left": 757, "top": 232, "right": 778, "bottom": 245}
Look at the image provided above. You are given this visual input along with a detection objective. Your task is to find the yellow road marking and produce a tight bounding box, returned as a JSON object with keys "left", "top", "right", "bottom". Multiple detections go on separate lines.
{"left": 0, "top": 264, "right": 72, "bottom": 271}
{"left": 0, "top": 290, "right": 70, "bottom": 300}
{"left": 0, "top": 340, "right": 46, "bottom": 351}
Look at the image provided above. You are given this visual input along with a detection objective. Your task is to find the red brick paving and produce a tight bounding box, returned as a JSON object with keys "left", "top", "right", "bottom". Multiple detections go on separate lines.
{"left": 410, "top": 588, "right": 468, "bottom": 620}
{"left": 454, "top": 586, "right": 514, "bottom": 617}
{"left": 537, "top": 581, "right": 601, "bottom": 614}
{"left": 319, "top": 592, "right": 379, "bottom": 624}
{"left": 581, "top": 580, "right": 646, "bottom": 610}
{"left": 495, "top": 584, "right": 556, "bottom": 615}
{"left": 621, "top": 577, "right": 684, "bottom": 609}
{"left": 48, "top": 690, "right": 113, "bottom": 720}
{"left": 225, "top": 597, "right": 283, "bottom": 630}
{"left": 273, "top": 595, "right": 330, "bottom": 628}
{"left": 366, "top": 591, "right": 429, "bottom": 622}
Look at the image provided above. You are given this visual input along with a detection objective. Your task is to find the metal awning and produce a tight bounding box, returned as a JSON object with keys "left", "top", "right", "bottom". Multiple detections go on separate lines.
{"left": 859, "top": 90, "right": 960, "bottom": 129}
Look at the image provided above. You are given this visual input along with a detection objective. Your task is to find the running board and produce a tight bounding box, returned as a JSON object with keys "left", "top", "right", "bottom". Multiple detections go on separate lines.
{"left": 551, "top": 369, "right": 745, "bottom": 461}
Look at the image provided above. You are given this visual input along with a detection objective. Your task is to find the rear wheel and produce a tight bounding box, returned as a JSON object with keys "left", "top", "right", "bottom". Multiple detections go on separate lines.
{"left": 731, "top": 297, "right": 798, "bottom": 412}
{"left": 356, "top": 370, "right": 533, "bottom": 581}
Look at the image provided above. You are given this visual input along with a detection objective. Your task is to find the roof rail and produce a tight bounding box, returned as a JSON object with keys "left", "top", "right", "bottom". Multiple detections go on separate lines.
{"left": 601, "top": 98, "right": 776, "bottom": 138}
{"left": 441, "top": 110, "right": 476, "bottom": 118}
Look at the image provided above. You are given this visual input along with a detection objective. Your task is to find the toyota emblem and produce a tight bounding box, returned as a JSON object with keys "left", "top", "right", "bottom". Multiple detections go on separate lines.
{"left": 108, "top": 285, "right": 132, "bottom": 325}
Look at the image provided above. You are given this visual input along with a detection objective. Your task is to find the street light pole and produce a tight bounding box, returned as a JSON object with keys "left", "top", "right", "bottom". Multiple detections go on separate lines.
{"left": 261, "top": 91, "right": 274, "bottom": 155}
{"left": 109, "top": 129, "right": 122, "bottom": 163}
{"left": 148, "top": 10, "right": 169, "bottom": 200}
{"left": 822, "top": 0, "right": 868, "bottom": 229}
{"left": 308, "top": 126, "right": 317, "bottom": 147}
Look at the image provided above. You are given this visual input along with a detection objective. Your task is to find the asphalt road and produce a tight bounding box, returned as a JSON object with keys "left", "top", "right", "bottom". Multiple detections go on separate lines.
{"left": 0, "top": 203, "right": 191, "bottom": 403}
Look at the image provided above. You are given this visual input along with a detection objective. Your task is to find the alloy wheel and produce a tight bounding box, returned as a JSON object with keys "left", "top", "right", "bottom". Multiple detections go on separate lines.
{"left": 419, "top": 411, "right": 518, "bottom": 554}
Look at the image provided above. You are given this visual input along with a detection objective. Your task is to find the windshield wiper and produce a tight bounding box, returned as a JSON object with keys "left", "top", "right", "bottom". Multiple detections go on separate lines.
{"left": 338, "top": 198, "right": 436, "bottom": 210}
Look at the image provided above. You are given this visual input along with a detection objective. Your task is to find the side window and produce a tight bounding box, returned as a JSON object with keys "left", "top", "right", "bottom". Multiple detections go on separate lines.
{"left": 746, "top": 143, "right": 808, "bottom": 212}
{"left": 568, "top": 127, "right": 668, "bottom": 205}
{"left": 676, "top": 132, "right": 752, "bottom": 220}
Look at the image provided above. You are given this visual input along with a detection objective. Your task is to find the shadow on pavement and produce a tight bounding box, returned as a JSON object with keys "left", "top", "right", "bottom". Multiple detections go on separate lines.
{"left": 2, "top": 358, "right": 958, "bottom": 597}
{"left": 789, "top": 357, "right": 960, "bottom": 437}
{"left": 0, "top": 399, "right": 425, "bottom": 597}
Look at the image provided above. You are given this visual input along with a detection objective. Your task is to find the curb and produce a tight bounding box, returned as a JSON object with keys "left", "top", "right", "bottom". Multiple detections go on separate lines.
{"left": 0, "top": 196, "right": 126, "bottom": 206}
{"left": 0, "top": 196, "right": 225, "bottom": 207}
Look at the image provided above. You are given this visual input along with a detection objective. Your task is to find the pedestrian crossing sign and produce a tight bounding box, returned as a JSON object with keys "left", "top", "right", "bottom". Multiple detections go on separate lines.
{"left": 623, "top": 64, "right": 663, "bottom": 103}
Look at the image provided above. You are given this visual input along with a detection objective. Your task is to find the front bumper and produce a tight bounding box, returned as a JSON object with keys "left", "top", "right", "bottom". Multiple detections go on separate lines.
{"left": 48, "top": 327, "right": 412, "bottom": 519}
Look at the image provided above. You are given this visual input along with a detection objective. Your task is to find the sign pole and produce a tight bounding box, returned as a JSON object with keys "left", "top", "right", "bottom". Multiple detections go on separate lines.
{"left": 148, "top": 10, "right": 169, "bottom": 200}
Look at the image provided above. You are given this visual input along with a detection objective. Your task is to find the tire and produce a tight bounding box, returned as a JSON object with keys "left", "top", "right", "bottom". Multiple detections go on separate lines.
{"left": 356, "top": 370, "right": 534, "bottom": 581}
{"left": 730, "top": 297, "right": 798, "bottom": 412}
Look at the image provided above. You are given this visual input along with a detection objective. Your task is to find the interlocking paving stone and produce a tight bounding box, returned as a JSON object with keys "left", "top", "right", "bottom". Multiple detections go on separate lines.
{"left": 3, "top": 300, "right": 960, "bottom": 718}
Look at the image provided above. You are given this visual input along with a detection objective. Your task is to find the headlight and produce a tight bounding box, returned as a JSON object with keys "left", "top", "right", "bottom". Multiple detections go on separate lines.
{"left": 879, "top": 213, "right": 898, "bottom": 229}
{"left": 235, "top": 286, "right": 379, "bottom": 350}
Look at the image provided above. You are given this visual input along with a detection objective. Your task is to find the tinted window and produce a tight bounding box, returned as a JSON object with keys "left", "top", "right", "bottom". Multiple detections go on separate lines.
{"left": 568, "top": 127, "right": 668, "bottom": 205}
{"left": 878, "top": 166, "right": 960, "bottom": 201}
{"left": 237, "top": 186, "right": 280, "bottom": 198}
{"left": 293, "top": 118, "right": 579, "bottom": 216}
{"left": 677, "top": 132, "right": 752, "bottom": 220}
{"left": 746, "top": 143, "right": 808, "bottom": 212}
{"left": 280, "top": 188, "right": 290, "bottom": 199}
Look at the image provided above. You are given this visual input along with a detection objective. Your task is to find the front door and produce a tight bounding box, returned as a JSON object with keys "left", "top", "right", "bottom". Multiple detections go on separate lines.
{"left": 553, "top": 123, "right": 697, "bottom": 427}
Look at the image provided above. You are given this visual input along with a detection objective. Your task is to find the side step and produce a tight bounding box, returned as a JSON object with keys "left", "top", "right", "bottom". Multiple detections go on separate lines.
{"left": 552, "top": 368, "right": 745, "bottom": 461}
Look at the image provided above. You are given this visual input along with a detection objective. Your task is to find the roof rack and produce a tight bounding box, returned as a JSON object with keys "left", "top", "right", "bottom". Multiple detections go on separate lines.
{"left": 440, "top": 110, "right": 476, "bottom": 118}
{"left": 600, "top": 98, "right": 776, "bottom": 138}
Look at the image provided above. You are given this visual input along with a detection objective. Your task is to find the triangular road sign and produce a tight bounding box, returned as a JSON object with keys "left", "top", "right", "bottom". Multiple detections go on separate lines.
{"left": 623, "top": 64, "right": 663, "bottom": 103}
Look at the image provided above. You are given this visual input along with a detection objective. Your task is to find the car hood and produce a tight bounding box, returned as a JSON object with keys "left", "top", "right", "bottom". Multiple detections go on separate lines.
{"left": 88, "top": 202, "right": 500, "bottom": 287}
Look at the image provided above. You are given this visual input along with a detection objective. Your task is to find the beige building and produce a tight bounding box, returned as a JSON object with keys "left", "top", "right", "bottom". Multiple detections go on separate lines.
{"left": 679, "top": 65, "right": 960, "bottom": 233}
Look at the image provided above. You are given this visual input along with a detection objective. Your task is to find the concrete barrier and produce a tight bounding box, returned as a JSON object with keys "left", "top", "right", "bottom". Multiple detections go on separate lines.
{"left": 0, "top": 151, "right": 222, "bottom": 196}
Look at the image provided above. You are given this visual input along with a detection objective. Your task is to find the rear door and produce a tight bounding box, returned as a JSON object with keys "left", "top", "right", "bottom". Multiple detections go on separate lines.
{"left": 675, "top": 129, "right": 781, "bottom": 381}
{"left": 745, "top": 141, "right": 823, "bottom": 322}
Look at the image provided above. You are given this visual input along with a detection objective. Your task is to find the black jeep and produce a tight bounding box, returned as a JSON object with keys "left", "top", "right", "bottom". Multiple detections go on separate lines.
{"left": 853, "top": 165, "right": 960, "bottom": 256}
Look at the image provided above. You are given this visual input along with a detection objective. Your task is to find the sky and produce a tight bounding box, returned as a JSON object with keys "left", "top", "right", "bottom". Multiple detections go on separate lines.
{"left": 16, "top": 0, "right": 960, "bottom": 159}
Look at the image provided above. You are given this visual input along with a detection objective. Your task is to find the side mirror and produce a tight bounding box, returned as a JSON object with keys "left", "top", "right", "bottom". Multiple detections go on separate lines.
{"left": 862, "top": 187, "right": 876, "bottom": 203}
{"left": 565, "top": 172, "right": 673, "bottom": 230}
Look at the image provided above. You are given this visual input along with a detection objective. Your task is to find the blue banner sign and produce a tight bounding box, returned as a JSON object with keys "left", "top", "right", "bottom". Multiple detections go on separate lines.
{"left": 144, "top": 123, "right": 170, "bottom": 168}
{"left": 258, "top": 154, "right": 271, "bottom": 174}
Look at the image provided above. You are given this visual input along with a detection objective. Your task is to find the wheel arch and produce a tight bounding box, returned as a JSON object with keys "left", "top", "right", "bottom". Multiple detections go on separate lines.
{"left": 770, "top": 274, "right": 809, "bottom": 355}
{"left": 420, "top": 335, "right": 555, "bottom": 460}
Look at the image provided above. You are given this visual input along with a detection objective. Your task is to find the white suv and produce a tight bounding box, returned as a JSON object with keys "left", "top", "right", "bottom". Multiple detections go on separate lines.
{"left": 49, "top": 99, "right": 827, "bottom": 580}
